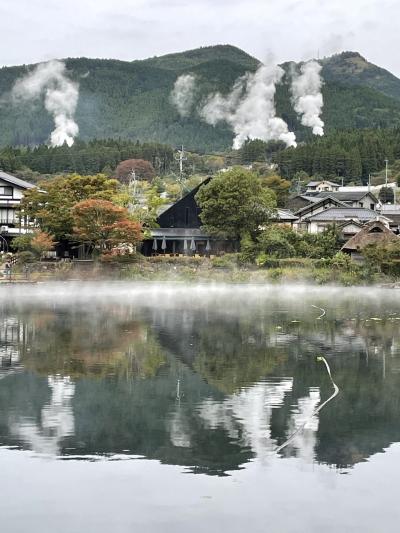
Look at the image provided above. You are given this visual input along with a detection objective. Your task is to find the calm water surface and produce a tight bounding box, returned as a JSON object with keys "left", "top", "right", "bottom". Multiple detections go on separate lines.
{"left": 1, "top": 282, "right": 400, "bottom": 533}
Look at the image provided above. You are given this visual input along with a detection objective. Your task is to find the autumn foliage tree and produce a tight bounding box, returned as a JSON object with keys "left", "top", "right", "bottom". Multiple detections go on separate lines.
{"left": 115, "top": 159, "right": 156, "bottom": 184}
{"left": 71, "top": 199, "right": 143, "bottom": 252}
{"left": 30, "top": 231, "right": 56, "bottom": 258}
{"left": 20, "top": 174, "right": 120, "bottom": 240}
{"left": 12, "top": 230, "right": 55, "bottom": 260}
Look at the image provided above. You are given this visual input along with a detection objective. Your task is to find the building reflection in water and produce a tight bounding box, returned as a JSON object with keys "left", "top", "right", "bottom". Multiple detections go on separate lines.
{"left": 11, "top": 375, "right": 75, "bottom": 456}
{"left": 0, "top": 316, "right": 27, "bottom": 379}
{"left": 197, "top": 380, "right": 294, "bottom": 460}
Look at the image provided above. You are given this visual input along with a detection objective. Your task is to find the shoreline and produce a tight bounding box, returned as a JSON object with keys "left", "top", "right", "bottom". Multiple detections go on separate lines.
{"left": 1, "top": 256, "right": 399, "bottom": 288}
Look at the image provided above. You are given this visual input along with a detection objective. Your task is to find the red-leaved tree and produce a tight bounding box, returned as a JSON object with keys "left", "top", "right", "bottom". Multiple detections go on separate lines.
{"left": 72, "top": 199, "right": 143, "bottom": 252}
{"left": 115, "top": 159, "right": 156, "bottom": 183}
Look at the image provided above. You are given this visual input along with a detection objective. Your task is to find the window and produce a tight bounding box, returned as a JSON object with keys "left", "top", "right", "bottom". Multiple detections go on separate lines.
{"left": 0, "top": 186, "right": 12, "bottom": 196}
{"left": 370, "top": 204, "right": 375, "bottom": 210}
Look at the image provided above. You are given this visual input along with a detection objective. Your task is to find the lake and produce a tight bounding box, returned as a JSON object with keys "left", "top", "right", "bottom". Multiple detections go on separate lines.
{"left": 1, "top": 282, "right": 400, "bottom": 532}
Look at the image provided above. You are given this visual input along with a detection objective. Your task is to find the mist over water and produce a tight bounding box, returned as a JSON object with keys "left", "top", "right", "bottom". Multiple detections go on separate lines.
{"left": 2, "top": 281, "right": 398, "bottom": 310}
{"left": 1, "top": 282, "right": 400, "bottom": 532}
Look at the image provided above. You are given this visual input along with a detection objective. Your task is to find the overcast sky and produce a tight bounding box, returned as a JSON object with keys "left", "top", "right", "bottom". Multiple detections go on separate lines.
{"left": 1, "top": 0, "right": 399, "bottom": 75}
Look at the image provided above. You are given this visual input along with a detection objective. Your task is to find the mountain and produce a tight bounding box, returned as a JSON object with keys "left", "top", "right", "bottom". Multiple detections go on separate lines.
{"left": 0, "top": 46, "right": 400, "bottom": 152}
{"left": 321, "top": 51, "right": 400, "bottom": 101}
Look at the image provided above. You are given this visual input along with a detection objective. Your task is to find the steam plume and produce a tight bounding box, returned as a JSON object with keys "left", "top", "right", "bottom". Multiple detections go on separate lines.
{"left": 291, "top": 60, "right": 324, "bottom": 136}
{"left": 170, "top": 74, "right": 196, "bottom": 117}
{"left": 200, "top": 63, "right": 296, "bottom": 149}
{"left": 12, "top": 60, "right": 79, "bottom": 147}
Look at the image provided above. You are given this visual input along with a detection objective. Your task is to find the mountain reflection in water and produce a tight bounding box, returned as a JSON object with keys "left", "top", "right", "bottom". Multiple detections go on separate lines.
{"left": 1, "top": 283, "right": 400, "bottom": 475}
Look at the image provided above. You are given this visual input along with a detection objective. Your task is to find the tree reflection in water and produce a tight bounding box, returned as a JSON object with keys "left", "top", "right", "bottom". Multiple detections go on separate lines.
{"left": 0, "top": 287, "right": 400, "bottom": 474}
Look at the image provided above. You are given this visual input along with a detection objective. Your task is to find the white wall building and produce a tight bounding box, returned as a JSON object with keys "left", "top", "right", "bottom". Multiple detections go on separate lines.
{"left": 0, "top": 170, "right": 36, "bottom": 240}
{"left": 298, "top": 207, "right": 391, "bottom": 234}
{"left": 306, "top": 180, "right": 340, "bottom": 193}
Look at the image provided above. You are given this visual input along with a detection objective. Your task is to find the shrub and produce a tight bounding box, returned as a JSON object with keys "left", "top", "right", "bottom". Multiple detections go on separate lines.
{"left": 238, "top": 233, "right": 258, "bottom": 264}
{"left": 211, "top": 254, "right": 238, "bottom": 269}
{"left": 331, "top": 251, "right": 353, "bottom": 269}
{"left": 257, "top": 226, "right": 296, "bottom": 259}
{"left": 16, "top": 251, "right": 36, "bottom": 264}
{"left": 269, "top": 268, "right": 283, "bottom": 280}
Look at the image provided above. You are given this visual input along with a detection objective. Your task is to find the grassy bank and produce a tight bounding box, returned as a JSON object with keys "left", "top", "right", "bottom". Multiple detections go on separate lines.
{"left": 119, "top": 255, "right": 392, "bottom": 286}
{"left": 3, "top": 254, "right": 398, "bottom": 286}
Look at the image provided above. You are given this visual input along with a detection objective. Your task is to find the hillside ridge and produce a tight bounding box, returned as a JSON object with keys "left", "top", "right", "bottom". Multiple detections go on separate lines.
{"left": 1, "top": 45, "right": 400, "bottom": 151}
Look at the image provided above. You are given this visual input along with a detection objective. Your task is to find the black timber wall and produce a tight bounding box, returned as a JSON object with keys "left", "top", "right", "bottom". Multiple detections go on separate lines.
{"left": 157, "top": 178, "right": 211, "bottom": 229}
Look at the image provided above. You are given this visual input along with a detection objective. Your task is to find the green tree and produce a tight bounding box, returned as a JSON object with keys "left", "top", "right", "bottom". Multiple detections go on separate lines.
{"left": 20, "top": 174, "right": 119, "bottom": 240}
{"left": 257, "top": 225, "right": 297, "bottom": 259}
{"left": 195, "top": 167, "right": 276, "bottom": 239}
{"left": 379, "top": 186, "right": 395, "bottom": 203}
{"left": 262, "top": 175, "right": 291, "bottom": 207}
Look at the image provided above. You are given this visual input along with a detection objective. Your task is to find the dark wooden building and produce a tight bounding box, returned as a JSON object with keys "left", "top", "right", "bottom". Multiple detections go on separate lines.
{"left": 142, "top": 178, "right": 237, "bottom": 256}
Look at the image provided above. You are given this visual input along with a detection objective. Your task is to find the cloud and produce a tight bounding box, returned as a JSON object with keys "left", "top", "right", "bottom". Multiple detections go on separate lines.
{"left": 0, "top": 0, "right": 399, "bottom": 77}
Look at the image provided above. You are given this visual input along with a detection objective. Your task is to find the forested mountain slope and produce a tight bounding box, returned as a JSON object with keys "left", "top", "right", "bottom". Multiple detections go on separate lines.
{"left": 1, "top": 46, "right": 400, "bottom": 151}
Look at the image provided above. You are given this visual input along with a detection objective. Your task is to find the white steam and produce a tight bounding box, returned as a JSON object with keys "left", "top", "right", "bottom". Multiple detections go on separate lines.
{"left": 12, "top": 60, "right": 79, "bottom": 147}
{"left": 200, "top": 63, "right": 296, "bottom": 149}
{"left": 170, "top": 73, "right": 197, "bottom": 117}
{"left": 291, "top": 60, "right": 324, "bottom": 136}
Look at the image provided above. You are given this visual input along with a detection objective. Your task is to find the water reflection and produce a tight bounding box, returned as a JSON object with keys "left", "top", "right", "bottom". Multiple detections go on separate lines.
{"left": 197, "top": 379, "right": 294, "bottom": 460}
{"left": 0, "top": 283, "right": 400, "bottom": 475}
{"left": 11, "top": 375, "right": 75, "bottom": 456}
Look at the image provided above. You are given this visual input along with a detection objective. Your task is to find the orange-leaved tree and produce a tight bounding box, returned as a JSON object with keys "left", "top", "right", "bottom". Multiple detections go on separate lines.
{"left": 71, "top": 199, "right": 143, "bottom": 252}
{"left": 30, "top": 231, "right": 56, "bottom": 259}
{"left": 12, "top": 230, "right": 56, "bottom": 260}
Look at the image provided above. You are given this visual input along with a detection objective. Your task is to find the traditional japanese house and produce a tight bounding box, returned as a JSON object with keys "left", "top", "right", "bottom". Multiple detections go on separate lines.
{"left": 272, "top": 209, "right": 298, "bottom": 227}
{"left": 341, "top": 220, "right": 399, "bottom": 261}
{"left": 305, "top": 180, "right": 340, "bottom": 194}
{"left": 0, "top": 170, "right": 36, "bottom": 250}
{"left": 314, "top": 191, "right": 379, "bottom": 210}
{"left": 294, "top": 196, "right": 349, "bottom": 231}
{"left": 141, "top": 178, "right": 237, "bottom": 256}
{"left": 298, "top": 207, "right": 391, "bottom": 234}
{"left": 286, "top": 194, "right": 320, "bottom": 212}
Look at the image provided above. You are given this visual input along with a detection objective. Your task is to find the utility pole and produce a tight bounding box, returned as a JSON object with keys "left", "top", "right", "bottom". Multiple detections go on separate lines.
{"left": 384, "top": 159, "right": 389, "bottom": 187}
{"left": 296, "top": 175, "right": 303, "bottom": 194}
{"left": 175, "top": 145, "right": 187, "bottom": 198}
{"left": 175, "top": 145, "right": 187, "bottom": 180}
{"left": 128, "top": 169, "right": 137, "bottom": 213}
{"left": 368, "top": 174, "right": 371, "bottom": 193}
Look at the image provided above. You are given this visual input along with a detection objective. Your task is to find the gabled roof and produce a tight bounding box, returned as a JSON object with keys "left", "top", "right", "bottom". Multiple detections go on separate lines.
{"left": 304, "top": 207, "right": 388, "bottom": 222}
{"left": 156, "top": 177, "right": 211, "bottom": 222}
{"left": 338, "top": 219, "right": 364, "bottom": 230}
{"left": 315, "top": 191, "right": 378, "bottom": 202}
{"left": 0, "top": 170, "right": 35, "bottom": 190}
{"left": 274, "top": 209, "right": 298, "bottom": 221}
{"left": 294, "top": 195, "right": 348, "bottom": 216}
{"left": 342, "top": 220, "right": 399, "bottom": 252}
{"left": 307, "top": 180, "right": 339, "bottom": 188}
{"left": 287, "top": 194, "right": 320, "bottom": 206}
{"left": 302, "top": 195, "right": 323, "bottom": 203}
